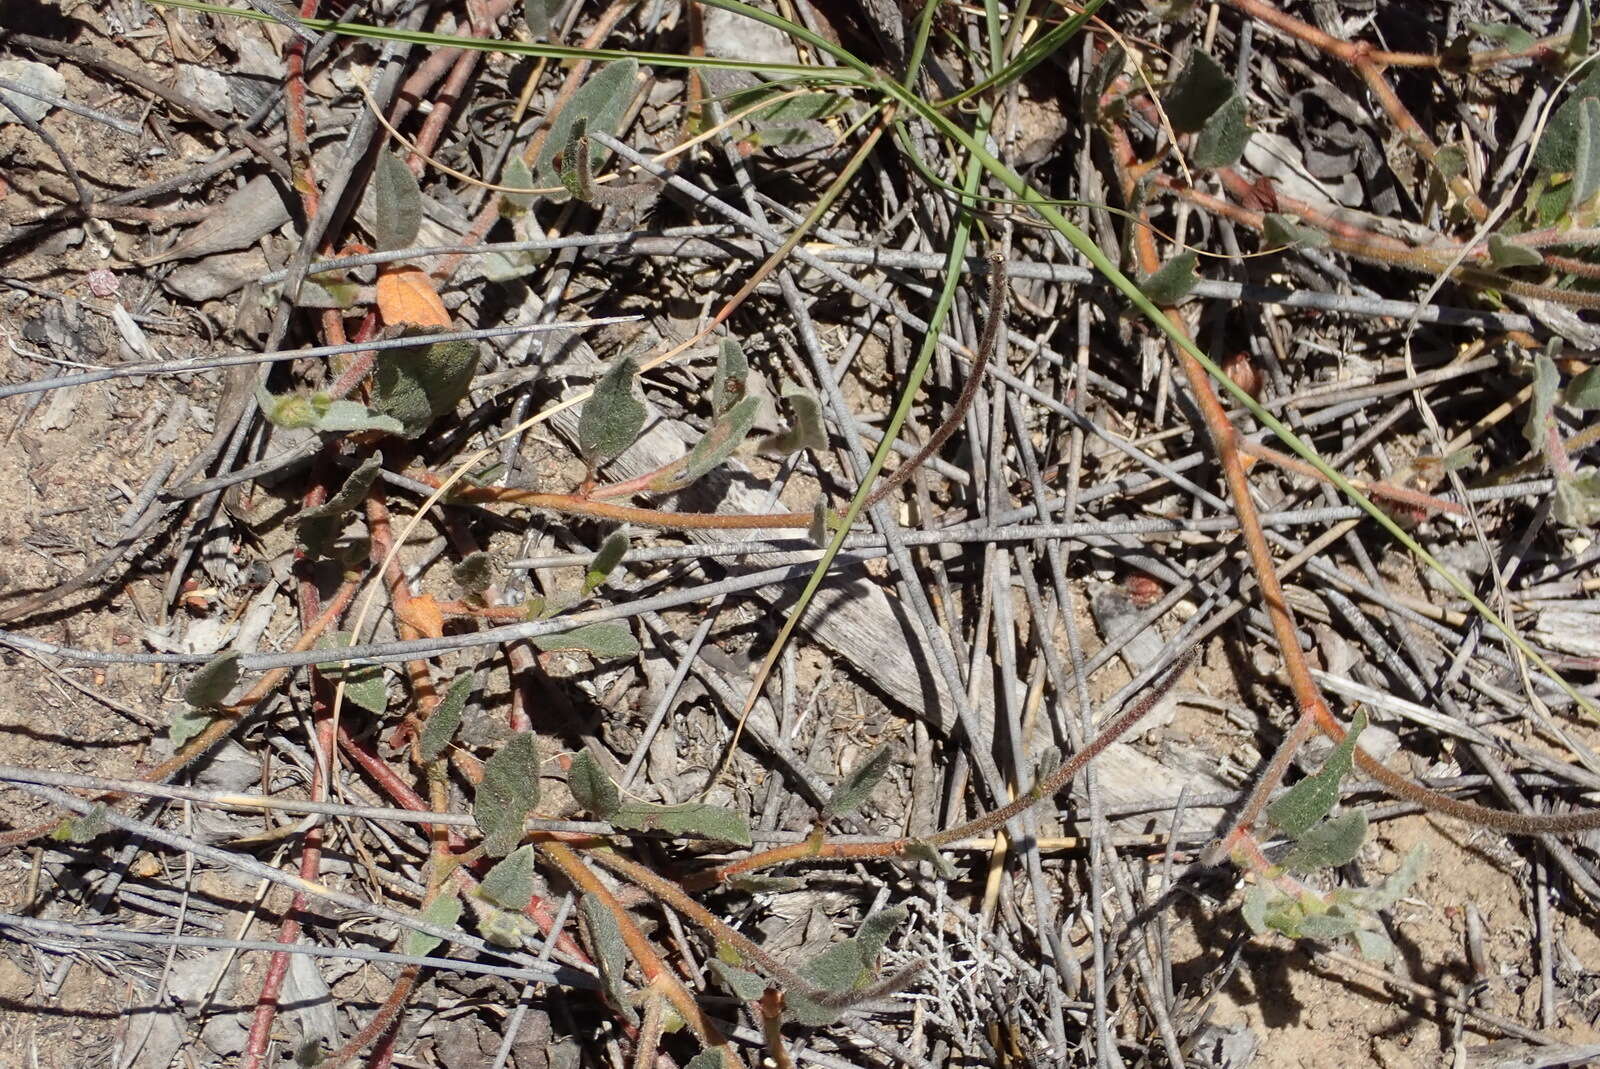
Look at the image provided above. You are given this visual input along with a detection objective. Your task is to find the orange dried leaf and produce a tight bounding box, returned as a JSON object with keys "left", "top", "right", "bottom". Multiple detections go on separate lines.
{"left": 398, "top": 593, "right": 445, "bottom": 639}
{"left": 376, "top": 265, "right": 449, "bottom": 328}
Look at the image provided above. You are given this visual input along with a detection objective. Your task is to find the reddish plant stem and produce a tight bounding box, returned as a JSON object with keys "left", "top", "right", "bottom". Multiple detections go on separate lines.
{"left": 387, "top": 0, "right": 516, "bottom": 130}
{"left": 1351, "top": 55, "right": 1489, "bottom": 222}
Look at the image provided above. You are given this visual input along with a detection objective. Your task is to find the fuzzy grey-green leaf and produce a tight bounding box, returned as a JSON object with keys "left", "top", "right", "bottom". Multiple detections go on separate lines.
{"left": 1281, "top": 809, "right": 1368, "bottom": 871}
{"left": 185, "top": 651, "right": 240, "bottom": 708}
{"left": 1487, "top": 233, "right": 1543, "bottom": 269}
{"left": 404, "top": 892, "right": 462, "bottom": 957}
{"left": 316, "top": 633, "right": 388, "bottom": 714}
{"left": 1164, "top": 51, "right": 1234, "bottom": 133}
{"left": 533, "top": 60, "right": 638, "bottom": 188}
{"left": 474, "top": 731, "right": 540, "bottom": 856}
{"left": 529, "top": 622, "right": 639, "bottom": 658}
{"left": 1266, "top": 711, "right": 1366, "bottom": 836}
{"left": 583, "top": 531, "right": 629, "bottom": 595}
{"left": 712, "top": 338, "right": 749, "bottom": 417}
{"left": 419, "top": 675, "right": 471, "bottom": 762}
{"left": 761, "top": 383, "right": 827, "bottom": 455}
{"left": 567, "top": 749, "right": 622, "bottom": 819}
{"left": 373, "top": 151, "right": 422, "bottom": 253}
{"left": 823, "top": 744, "right": 891, "bottom": 820}
{"left": 479, "top": 844, "right": 537, "bottom": 910}
{"left": 611, "top": 800, "right": 752, "bottom": 846}
{"left": 1140, "top": 251, "right": 1199, "bottom": 304}
{"left": 1192, "top": 93, "right": 1250, "bottom": 168}
{"left": 708, "top": 960, "right": 767, "bottom": 1001}
{"left": 578, "top": 354, "right": 646, "bottom": 465}
{"left": 295, "top": 455, "right": 381, "bottom": 556}
{"left": 648, "top": 395, "right": 761, "bottom": 492}
{"left": 1574, "top": 97, "right": 1600, "bottom": 214}
{"left": 580, "top": 893, "right": 635, "bottom": 1021}
{"left": 1263, "top": 213, "right": 1329, "bottom": 250}
{"left": 372, "top": 338, "right": 480, "bottom": 438}
{"left": 168, "top": 704, "right": 213, "bottom": 749}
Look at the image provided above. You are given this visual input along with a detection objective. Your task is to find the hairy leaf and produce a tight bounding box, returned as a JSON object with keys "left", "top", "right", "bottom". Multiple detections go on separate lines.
{"left": 185, "top": 650, "right": 240, "bottom": 708}
{"left": 1164, "top": 51, "right": 1234, "bottom": 133}
{"left": 1524, "top": 349, "right": 1561, "bottom": 453}
{"left": 1139, "top": 251, "right": 1199, "bottom": 304}
{"left": 1266, "top": 711, "right": 1366, "bottom": 837}
{"left": 168, "top": 704, "right": 213, "bottom": 749}
{"left": 255, "top": 385, "right": 318, "bottom": 430}
{"left": 529, "top": 622, "right": 639, "bottom": 658}
{"left": 578, "top": 354, "right": 646, "bottom": 465}
{"left": 684, "top": 1050, "right": 726, "bottom": 1069}
{"left": 1352, "top": 927, "right": 1396, "bottom": 961}
{"left": 1281, "top": 809, "right": 1369, "bottom": 871}
{"left": 533, "top": 60, "right": 639, "bottom": 188}
{"left": 1534, "top": 62, "right": 1600, "bottom": 174}
{"left": 373, "top": 151, "right": 422, "bottom": 253}
{"left": 404, "top": 892, "right": 462, "bottom": 957}
{"left": 1566, "top": 366, "right": 1600, "bottom": 409}
{"left": 1295, "top": 909, "right": 1360, "bottom": 940}
{"left": 295, "top": 455, "right": 381, "bottom": 557}
{"left": 761, "top": 383, "right": 827, "bottom": 455}
{"left": 479, "top": 844, "right": 537, "bottom": 910}
{"left": 823, "top": 744, "right": 891, "bottom": 820}
{"left": 1192, "top": 93, "right": 1250, "bottom": 168}
{"left": 712, "top": 338, "right": 749, "bottom": 417}
{"left": 708, "top": 960, "right": 767, "bottom": 1001}
{"left": 316, "top": 633, "right": 388, "bottom": 714}
{"left": 612, "top": 800, "right": 752, "bottom": 846}
{"left": 453, "top": 551, "right": 495, "bottom": 596}
{"left": 305, "top": 399, "right": 404, "bottom": 434}
{"left": 1575, "top": 97, "right": 1600, "bottom": 215}
{"left": 372, "top": 336, "right": 480, "bottom": 438}
{"left": 583, "top": 531, "right": 629, "bottom": 595}
{"left": 499, "top": 154, "right": 537, "bottom": 212}
{"left": 580, "top": 893, "right": 636, "bottom": 1021}
{"left": 567, "top": 749, "right": 622, "bottom": 819}
{"left": 522, "top": 0, "right": 550, "bottom": 38}
{"left": 901, "top": 838, "right": 958, "bottom": 880}
{"left": 556, "top": 117, "right": 592, "bottom": 200}
{"left": 1241, "top": 885, "right": 1270, "bottom": 935}
{"left": 1555, "top": 468, "right": 1600, "bottom": 527}
{"left": 1469, "top": 20, "right": 1537, "bottom": 52}
{"left": 1573, "top": 5, "right": 1593, "bottom": 68}
{"left": 474, "top": 731, "right": 540, "bottom": 856}
{"left": 419, "top": 674, "right": 471, "bottom": 762}
{"left": 1263, "top": 213, "right": 1329, "bottom": 250}
{"left": 647, "top": 395, "right": 761, "bottom": 492}
{"left": 53, "top": 803, "right": 109, "bottom": 844}
{"left": 1356, "top": 843, "right": 1427, "bottom": 911}
{"left": 1487, "top": 233, "right": 1543, "bottom": 269}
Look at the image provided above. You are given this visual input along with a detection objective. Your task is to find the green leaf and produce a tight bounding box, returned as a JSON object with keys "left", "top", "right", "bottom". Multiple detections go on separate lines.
{"left": 533, "top": 60, "right": 639, "bottom": 188}
{"left": 567, "top": 749, "right": 622, "bottom": 819}
{"left": 372, "top": 151, "right": 422, "bottom": 253}
{"left": 580, "top": 893, "right": 636, "bottom": 1021}
{"left": 523, "top": 0, "right": 550, "bottom": 39}
{"left": 647, "top": 395, "right": 761, "bottom": 493}
{"left": 612, "top": 800, "right": 752, "bottom": 846}
{"left": 1554, "top": 467, "right": 1600, "bottom": 527}
{"left": 1266, "top": 711, "right": 1366, "bottom": 837}
{"left": 1351, "top": 844, "right": 1427, "bottom": 912}
{"left": 474, "top": 731, "right": 540, "bottom": 856}
{"left": 901, "top": 839, "right": 957, "bottom": 880}
{"left": 499, "top": 154, "right": 537, "bottom": 212}
{"left": 583, "top": 531, "right": 629, "bottom": 595}
{"left": 1081, "top": 41, "right": 1126, "bottom": 120}
{"left": 1572, "top": 6, "right": 1593, "bottom": 68}
{"left": 1487, "top": 233, "right": 1543, "bottom": 269}
{"left": 1241, "top": 885, "right": 1270, "bottom": 935}
{"left": 529, "top": 622, "right": 639, "bottom": 658}
{"left": 1139, "top": 250, "right": 1199, "bottom": 304}
{"left": 404, "top": 892, "right": 462, "bottom": 957}
{"left": 1352, "top": 928, "right": 1396, "bottom": 961}
{"left": 168, "top": 704, "right": 213, "bottom": 749}
{"left": 315, "top": 633, "right": 388, "bottom": 714}
{"left": 1567, "top": 366, "right": 1600, "bottom": 409}
{"left": 556, "top": 116, "right": 591, "bottom": 200}
{"left": 479, "top": 844, "right": 537, "bottom": 910}
{"left": 372, "top": 337, "right": 480, "bottom": 438}
{"left": 420, "top": 674, "right": 471, "bottom": 762}
{"left": 685, "top": 1050, "right": 727, "bottom": 1069}
{"left": 480, "top": 906, "right": 531, "bottom": 947}
{"left": 1535, "top": 64, "right": 1600, "bottom": 174}
{"left": 255, "top": 385, "right": 318, "bottom": 430}
{"left": 1468, "top": 20, "right": 1538, "bottom": 52}
{"left": 721, "top": 83, "right": 846, "bottom": 124}
{"left": 305, "top": 399, "right": 404, "bottom": 434}
{"left": 1524, "top": 349, "right": 1561, "bottom": 452}
{"left": 295, "top": 455, "right": 382, "bottom": 557}
{"left": 52, "top": 803, "right": 109, "bottom": 844}
{"left": 1295, "top": 909, "right": 1360, "bottom": 940}
{"left": 788, "top": 907, "right": 907, "bottom": 1023}
{"left": 1192, "top": 93, "right": 1250, "bottom": 169}
{"left": 185, "top": 651, "right": 240, "bottom": 707}
{"left": 730, "top": 873, "right": 803, "bottom": 893}
{"left": 1434, "top": 142, "right": 1468, "bottom": 180}
{"left": 708, "top": 959, "right": 767, "bottom": 1001}
{"left": 578, "top": 354, "right": 646, "bottom": 465}
{"left": 1263, "top": 213, "right": 1330, "bottom": 250}
{"left": 761, "top": 383, "right": 827, "bottom": 455}
{"left": 712, "top": 338, "right": 749, "bottom": 417}
{"left": 1574, "top": 97, "right": 1600, "bottom": 215}
{"left": 823, "top": 744, "right": 891, "bottom": 820}
{"left": 1164, "top": 51, "right": 1234, "bottom": 134}
{"left": 452, "top": 551, "right": 495, "bottom": 596}
{"left": 1280, "top": 809, "right": 1369, "bottom": 871}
